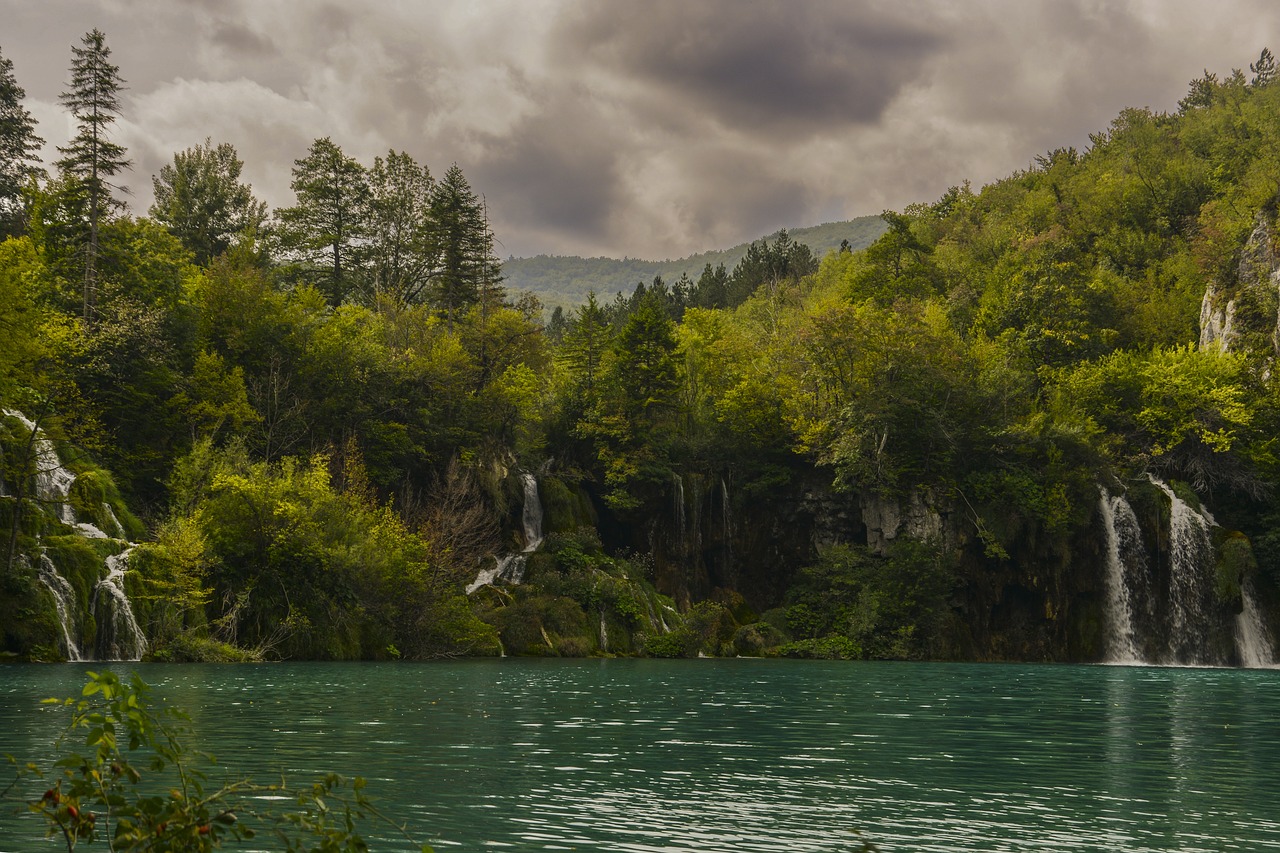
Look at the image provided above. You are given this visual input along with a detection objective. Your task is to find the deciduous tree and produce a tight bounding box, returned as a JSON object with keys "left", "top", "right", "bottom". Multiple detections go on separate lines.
{"left": 150, "top": 139, "right": 266, "bottom": 266}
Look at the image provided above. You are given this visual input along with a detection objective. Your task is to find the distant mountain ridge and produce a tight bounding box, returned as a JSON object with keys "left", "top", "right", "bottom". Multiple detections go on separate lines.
{"left": 504, "top": 215, "right": 888, "bottom": 308}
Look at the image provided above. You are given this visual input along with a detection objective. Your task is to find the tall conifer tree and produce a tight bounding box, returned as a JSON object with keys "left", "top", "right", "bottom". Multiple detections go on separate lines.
{"left": 56, "top": 28, "right": 131, "bottom": 323}
{"left": 0, "top": 46, "right": 44, "bottom": 239}
{"left": 429, "top": 164, "right": 501, "bottom": 329}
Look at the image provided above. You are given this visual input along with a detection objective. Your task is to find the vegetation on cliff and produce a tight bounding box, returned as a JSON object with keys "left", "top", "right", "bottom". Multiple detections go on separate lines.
{"left": 4, "top": 36, "right": 1280, "bottom": 662}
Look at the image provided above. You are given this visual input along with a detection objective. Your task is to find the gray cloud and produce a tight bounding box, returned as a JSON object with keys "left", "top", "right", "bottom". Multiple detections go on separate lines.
{"left": 554, "top": 0, "right": 944, "bottom": 138}
{"left": 2, "top": 0, "right": 1279, "bottom": 259}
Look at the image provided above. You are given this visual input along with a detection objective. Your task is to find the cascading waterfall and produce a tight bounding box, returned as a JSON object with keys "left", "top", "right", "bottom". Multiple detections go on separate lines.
{"left": 6, "top": 410, "right": 77, "bottom": 526}
{"left": 720, "top": 477, "right": 734, "bottom": 584}
{"left": 1236, "top": 577, "right": 1275, "bottom": 667}
{"left": 467, "top": 473, "right": 544, "bottom": 595}
{"left": 690, "top": 476, "right": 702, "bottom": 562}
{"left": 1103, "top": 475, "right": 1275, "bottom": 668}
{"left": 1099, "top": 489, "right": 1146, "bottom": 664}
{"left": 36, "top": 553, "right": 83, "bottom": 661}
{"left": 5, "top": 409, "right": 145, "bottom": 661}
{"left": 102, "top": 503, "right": 125, "bottom": 538}
{"left": 92, "top": 549, "right": 147, "bottom": 661}
{"left": 1147, "top": 476, "right": 1219, "bottom": 665}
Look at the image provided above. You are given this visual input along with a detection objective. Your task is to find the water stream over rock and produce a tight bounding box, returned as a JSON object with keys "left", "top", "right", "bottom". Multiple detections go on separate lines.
{"left": 1100, "top": 476, "right": 1274, "bottom": 667}
{"left": 4, "top": 410, "right": 146, "bottom": 661}
{"left": 467, "top": 473, "right": 544, "bottom": 595}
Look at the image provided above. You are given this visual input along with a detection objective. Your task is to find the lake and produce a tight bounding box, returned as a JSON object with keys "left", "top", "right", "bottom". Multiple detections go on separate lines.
{"left": 1, "top": 659, "right": 1278, "bottom": 851}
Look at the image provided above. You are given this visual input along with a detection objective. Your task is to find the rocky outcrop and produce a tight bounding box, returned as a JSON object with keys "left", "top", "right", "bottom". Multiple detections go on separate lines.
{"left": 860, "top": 489, "right": 957, "bottom": 555}
{"left": 1199, "top": 212, "right": 1280, "bottom": 356}
{"left": 1198, "top": 282, "right": 1236, "bottom": 350}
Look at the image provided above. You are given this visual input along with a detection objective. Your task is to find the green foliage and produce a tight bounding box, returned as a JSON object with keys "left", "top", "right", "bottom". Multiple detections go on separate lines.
{"left": 275, "top": 137, "right": 370, "bottom": 305}
{"left": 160, "top": 442, "right": 495, "bottom": 660}
{"left": 3, "top": 670, "right": 430, "bottom": 851}
{"left": 150, "top": 139, "right": 267, "bottom": 266}
{"left": 780, "top": 542, "right": 955, "bottom": 660}
{"left": 0, "top": 46, "right": 43, "bottom": 239}
{"left": 1216, "top": 531, "right": 1256, "bottom": 604}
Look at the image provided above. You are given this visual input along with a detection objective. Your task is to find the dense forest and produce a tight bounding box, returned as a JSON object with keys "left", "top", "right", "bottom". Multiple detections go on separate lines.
{"left": 5, "top": 33, "right": 1280, "bottom": 665}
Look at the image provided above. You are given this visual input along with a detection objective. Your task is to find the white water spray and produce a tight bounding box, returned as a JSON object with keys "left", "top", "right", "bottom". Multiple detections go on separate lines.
{"left": 93, "top": 548, "right": 147, "bottom": 661}
{"left": 1099, "top": 489, "right": 1146, "bottom": 664}
{"left": 467, "top": 473, "right": 544, "bottom": 595}
{"left": 1237, "top": 577, "right": 1275, "bottom": 668}
{"left": 36, "top": 553, "right": 83, "bottom": 661}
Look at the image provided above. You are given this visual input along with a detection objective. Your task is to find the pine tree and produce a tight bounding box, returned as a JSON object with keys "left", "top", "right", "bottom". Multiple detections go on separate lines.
{"left": 1251, "top": 47, "right": 1276, "bottom": 88}
{"left": 0, "top": 45, "right": 44, "bottom": 239}
{"left": 429, "top": 164, "right": 501, "bottom": 329}
{"left": 559, "top": 291, "right": 612, "bottom": 393}
{"left": 275, "top": 137, "right": 369, "bottom": 306}
{"left": 56, "top": 28, "right": 131, "bottom": 323}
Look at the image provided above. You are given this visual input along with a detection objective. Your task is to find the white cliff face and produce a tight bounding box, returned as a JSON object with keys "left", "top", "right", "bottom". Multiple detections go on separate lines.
{"left": 1198, "top": 284, "right": 1236, "bottom": 351}
{"left": 860, "top": 490, "right": 950, "bottom": 555}
{"left": 1198, "top": 212, "right": 1280, "bottom": 358}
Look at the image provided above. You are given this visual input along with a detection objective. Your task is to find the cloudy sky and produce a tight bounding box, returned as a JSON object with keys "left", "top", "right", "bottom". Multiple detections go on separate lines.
{"left": 3, "top": 1, "right": 1277, "bottom": 260}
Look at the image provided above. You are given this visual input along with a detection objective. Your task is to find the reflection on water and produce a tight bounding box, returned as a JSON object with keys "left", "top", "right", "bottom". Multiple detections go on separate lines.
{"left": 2, "top": 660, "right": 1279, "bottom": 851}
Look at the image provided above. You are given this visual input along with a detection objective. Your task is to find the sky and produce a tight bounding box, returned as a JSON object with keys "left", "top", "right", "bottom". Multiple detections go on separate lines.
{"left": 3, "top": 0, "right": 1278, "bottom": 261}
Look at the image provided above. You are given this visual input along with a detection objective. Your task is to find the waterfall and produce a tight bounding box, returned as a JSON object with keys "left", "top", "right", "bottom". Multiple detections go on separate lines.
{"left": 1236, "top": 578, "right": 1275, "bottom": 668}
{"left": 721, "top": 477, "right": 734, "bottom": 582}
{"left": 103, "top": 503, "right": 125, "bottom": 538}
{"left": 519, "top": 473, "right": 543, "bottom": 552}
{"left": 5, "top": 409, "right": 77, "bottom": 526}
{"left": 467, "top": 472, "right": 544, "bottom": 595}
{"left": 1099, "top": 490, "right": 1146, "bottom": 664}
{"left": 673, "top": 473, "right": 685, "bottom": 545}
{"left": 93, "top": 548, "right": 147, "bottom": 661}
{"left": 5, "top": 410, "right": 146, "bottom": 660}
{"left": 1147, "top": 477, "right": 1219, "bottom": 665}
{"left": 36, "top": 553, "right": 83, "bottom": 661}
{"left": 599, "top": 608, "right": 608, "bottom": 653}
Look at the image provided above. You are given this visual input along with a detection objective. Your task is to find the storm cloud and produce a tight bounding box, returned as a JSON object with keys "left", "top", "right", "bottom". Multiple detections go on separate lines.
{"left": 2, "top": 1, "right": 1278, "bottom": 259}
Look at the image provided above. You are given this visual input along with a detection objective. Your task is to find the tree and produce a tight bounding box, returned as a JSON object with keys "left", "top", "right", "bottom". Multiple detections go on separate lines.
{"left": 558, "top": 291, "right": 612, "bottom": 394}
{"left": 1251, "top": 47, "right": 1276, "bottom": 88}
{"left": 580, "top": 290, "right": 680, "bottom": 507}
{"left": 429, "top": 164, "right": 500, "bottom": 328}
{"left": 363, "top": 149, "right": 437, "bottom": 308}
{"left": 275, "top": 137, "right": 369, "bottom": 306}
{"left": 691, "top": 262, "right": 729, "bottom": 308}
{"left": 0, "top": 45, "right": 43, "bottom": 239}
{"left": 150, "top": 139, "right": 266, "bottom": 266}
{"left": 56, "top": 28, "right": 132, "bottom": 323}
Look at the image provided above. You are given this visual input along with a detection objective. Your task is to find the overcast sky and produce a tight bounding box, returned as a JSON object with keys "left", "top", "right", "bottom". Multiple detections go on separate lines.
{"left": 3, "top": 1, "right": 1277, "bottom": 260}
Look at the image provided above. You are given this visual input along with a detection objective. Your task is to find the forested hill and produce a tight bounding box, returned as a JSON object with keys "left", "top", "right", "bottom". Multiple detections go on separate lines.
{"left": 504, "top": 216, "right": 887, "bottom": 308}
{"left": 7, "top": 32, "right": 1280, "bottom": 667}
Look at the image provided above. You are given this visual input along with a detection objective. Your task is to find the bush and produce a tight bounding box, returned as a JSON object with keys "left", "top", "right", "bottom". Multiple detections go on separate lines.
{"left": 2, "top": 670, "right": 431, "bottom": 851}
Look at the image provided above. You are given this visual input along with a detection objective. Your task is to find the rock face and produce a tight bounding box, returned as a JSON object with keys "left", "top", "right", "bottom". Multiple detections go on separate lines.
{"left": 1198, "top": 283, "right": 1236, "bottom": 350}
{"left": 1199, "top": 212, "right": 1280, "bottom": 355}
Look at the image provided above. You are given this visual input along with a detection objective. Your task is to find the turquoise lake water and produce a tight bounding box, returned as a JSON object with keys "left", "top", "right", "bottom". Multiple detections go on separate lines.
{"left": 1, "top": 659, "right": 1279, "bottom": 851}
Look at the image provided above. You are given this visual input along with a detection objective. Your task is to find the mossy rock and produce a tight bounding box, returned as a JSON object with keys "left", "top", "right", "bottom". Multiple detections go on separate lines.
{"left": 731, "top": 622, "right": 788, "bottom": 656}
{"left": 540, "top": 476, "right": 598, "bottom": 534}
{"left": 1216, "top": 531, "right": 1255, "bottom": 607}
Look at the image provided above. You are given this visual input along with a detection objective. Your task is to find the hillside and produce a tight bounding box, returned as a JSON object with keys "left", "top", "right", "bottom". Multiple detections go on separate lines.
{"left": 504, "top": 215, "right": 888, "bottom": 308}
